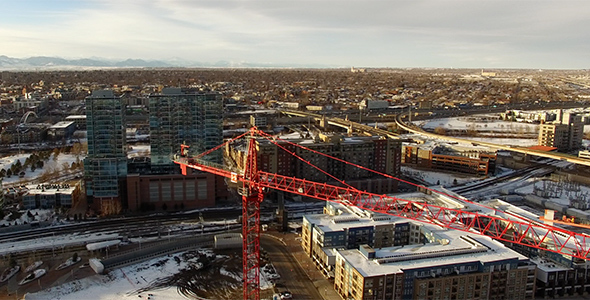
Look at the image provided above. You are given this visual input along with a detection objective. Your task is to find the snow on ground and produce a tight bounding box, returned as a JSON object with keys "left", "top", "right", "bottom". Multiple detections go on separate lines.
{"left": 450, "top": 136, "right": 539, "bottom": 147}
{"left": 514, "top": 179, "right": 590, "bottom": 207}
{"left": 0, "top": 208, "right": 55, "bottom": 226}
{"left": 417, "top": 115, "right": 539, "bottom": 134}
{"left": 24, "top": 251, "right": 196, "bottom": 300}
{"left": 1, "top": 153, "right": 82, "bottom": 186}
{"left": 401, "top": 166, "right": 481, "bottom": 187}
{"left": 25, "top": 247, "right": 276, "bottom": 300}
{"left": 0, "top": 231, "right": 120, "bottom": 256}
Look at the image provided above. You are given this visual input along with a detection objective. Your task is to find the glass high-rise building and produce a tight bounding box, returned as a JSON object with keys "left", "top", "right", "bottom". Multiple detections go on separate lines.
{"left": 84, "top": 90, "right": 127, "bottom": 212}
{"left": 149, "top": 88, "right": 223, "bottom": 173}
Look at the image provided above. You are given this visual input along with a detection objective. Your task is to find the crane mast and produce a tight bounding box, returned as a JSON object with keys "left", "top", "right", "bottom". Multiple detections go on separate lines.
{"left": 174, "top": 127, "right": 590, "bottom": 300}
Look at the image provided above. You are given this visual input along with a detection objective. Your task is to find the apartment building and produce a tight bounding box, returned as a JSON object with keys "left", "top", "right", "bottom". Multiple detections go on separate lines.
{"left": 301, "top": 202, "right": 420, "bottom": 278}
{"left": 334, "top": 226, "right": 536, "bottom": 300}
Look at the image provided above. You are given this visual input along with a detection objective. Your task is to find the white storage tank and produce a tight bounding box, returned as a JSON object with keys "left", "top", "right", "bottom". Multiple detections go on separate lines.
{"left": 89, "top": 258, "right": 104, "bottom": 274}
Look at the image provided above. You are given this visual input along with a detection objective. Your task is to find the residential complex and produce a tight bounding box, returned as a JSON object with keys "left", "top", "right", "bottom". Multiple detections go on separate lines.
{"left": 302, "top": 201, "right": 536, "bottom": 300}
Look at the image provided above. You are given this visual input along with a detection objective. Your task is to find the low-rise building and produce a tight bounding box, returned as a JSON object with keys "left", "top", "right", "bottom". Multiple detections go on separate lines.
{"left": 402, "top": 143, "right": 497, "bottom": 175}
{"left": 48, "top": 121, "right": 76, "bottom": 141}
{"left": 22, "top": 182, "right": 81, "bottom": 209}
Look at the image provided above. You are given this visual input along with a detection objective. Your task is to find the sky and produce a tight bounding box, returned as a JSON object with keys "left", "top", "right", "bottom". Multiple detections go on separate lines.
{"left": 0, "top": 0, "right": 589, "bottom": 69}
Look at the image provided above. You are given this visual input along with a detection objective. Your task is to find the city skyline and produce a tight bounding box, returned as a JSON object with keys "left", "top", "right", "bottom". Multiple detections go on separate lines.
{"left": 1, "top": 0, "right": 589, "bottom": 69}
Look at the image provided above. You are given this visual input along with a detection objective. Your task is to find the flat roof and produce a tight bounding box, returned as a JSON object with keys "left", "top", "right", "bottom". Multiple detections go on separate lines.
{"left": 527, "top": 145, "right": 558, "bottom": 152}
{"left": 337, "top": 224, "right": 528, "bottom": 277}
{"left": 50, "top": 121, "right": 75, "bottom": 129}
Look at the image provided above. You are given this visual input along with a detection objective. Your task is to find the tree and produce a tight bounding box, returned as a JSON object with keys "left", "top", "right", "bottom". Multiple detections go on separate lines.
{"left": 36, "top": 161, "right": 44, "bottom": 169}
{"left": 72, "top": 252, "right": 78, "bottom": 262}
{"left": 52, "top": 148, "right": 61, "bottom": 162}
{"left": 453, "top": 179, "right": 458, "bottom": 185}
{"left": 6, "top": 169, "right": 12, "bottom": 177}
{"left": 433, "top": 127, "right": 446, "bottom": 135}
{"left": 9, "top": 257, "right": 17, "bottom": 268}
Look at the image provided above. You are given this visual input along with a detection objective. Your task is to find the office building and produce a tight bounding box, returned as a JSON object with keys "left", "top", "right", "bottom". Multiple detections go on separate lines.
{"left": 148, "top": 88, "right": 223, "bottom": 173}
{"left": 84, "top": 90, "right": 127, "bottom": 214}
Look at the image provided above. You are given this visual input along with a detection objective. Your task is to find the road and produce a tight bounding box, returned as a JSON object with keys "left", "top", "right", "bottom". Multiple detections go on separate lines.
{"left": 261, "top": 235, "right": 324, "bottom": 300}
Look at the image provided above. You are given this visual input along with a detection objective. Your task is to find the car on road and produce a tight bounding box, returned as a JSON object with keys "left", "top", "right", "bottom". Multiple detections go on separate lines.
{"left": 280, "top": 291, "right": 292, "bottom": 299}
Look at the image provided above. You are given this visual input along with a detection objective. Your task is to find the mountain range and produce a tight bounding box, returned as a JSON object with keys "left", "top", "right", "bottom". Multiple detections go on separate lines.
{"left": 0, "top": 55, "right": 334, "bottom": 70}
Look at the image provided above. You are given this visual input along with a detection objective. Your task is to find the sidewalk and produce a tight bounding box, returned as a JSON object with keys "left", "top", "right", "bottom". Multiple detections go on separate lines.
{"left": 272, "top": 232, "right": 341, "bottom": 300}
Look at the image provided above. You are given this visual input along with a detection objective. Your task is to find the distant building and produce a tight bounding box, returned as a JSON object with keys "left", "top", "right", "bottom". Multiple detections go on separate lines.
{"left": 22, "top": 182, "right": 81, "bottom": 209}
{"left": 402, "top": 144, "right": 497, "bottom": 175}
{"left": 84, "top": 90, "right": 128, "bottom": 215}
{"left": 123, "top": 88, "right": 226, "bottom": 213}
{"left": 579, "top": 150, "right": 590, "bottom": 160}
{"left": 538, "top": 111, "right": 583, "bottom": 152}
{"left": 360, "top": 99, "right": 389, "bottom": 110}
{"left": 148, "top": 88, "right": 223, "bottom": 174}
{"left": 126, "top": 173, "right": 225, "bottom": 212}
{"left": 47, "top": 121, "right": 76, "bottom": 141}
{"left": 481, "top": 69, "right": 497, "bottom": 77}
{"left": 250, "top": 114, "right": 267, "bottom": 128}
{"left": 65, "top": 115, "right": 87, "bottom": 130}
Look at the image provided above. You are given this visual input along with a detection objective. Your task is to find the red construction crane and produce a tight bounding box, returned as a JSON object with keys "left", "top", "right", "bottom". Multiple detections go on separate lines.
{"left": 174, "top": 127, "right": 590, "bottom": 300}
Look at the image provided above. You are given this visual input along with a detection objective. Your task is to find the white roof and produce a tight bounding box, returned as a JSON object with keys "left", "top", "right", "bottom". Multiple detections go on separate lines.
{"left": 86, "top": 239, "right": 121, "bottom": 251}
{"left": 337, "top": 224, "right": 528, "bottom": 277}
{"left": 49, "top": 121, "right": 75, "bottom": 129}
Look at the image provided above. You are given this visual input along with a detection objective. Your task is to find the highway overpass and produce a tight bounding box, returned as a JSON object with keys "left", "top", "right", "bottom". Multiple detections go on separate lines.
{"left": 394, "top": 114, "right": 590, "bottom": 167}
{"left": 279, "top": 109, "right": 590, "bottom": 168}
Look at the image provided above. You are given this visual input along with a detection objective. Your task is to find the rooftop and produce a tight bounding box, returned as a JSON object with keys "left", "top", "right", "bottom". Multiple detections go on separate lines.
{"left": 337, "top": 223, "right": 528, "bottom": 277}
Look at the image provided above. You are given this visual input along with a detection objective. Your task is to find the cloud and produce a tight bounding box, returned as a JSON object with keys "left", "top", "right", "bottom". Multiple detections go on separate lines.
{"left": 0, "top": 0, "right": 589, "bottom": 68}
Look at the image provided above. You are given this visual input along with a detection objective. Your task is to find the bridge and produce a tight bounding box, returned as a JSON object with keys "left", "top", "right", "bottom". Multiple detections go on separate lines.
{"left": 279, "top": 109, "right": 401, "bottom": 139}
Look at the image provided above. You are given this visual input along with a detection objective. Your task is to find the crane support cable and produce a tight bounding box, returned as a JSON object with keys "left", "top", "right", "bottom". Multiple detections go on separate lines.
{"left": 256, "top": 130, "right": 537, "bottom": 227}
{"left": 258, "top": 133, "right": 356, "bottom": 190}
{"left": 175, "top": 148, "right": 590, "bottom": 260}
{"left": 194, "top": 129, "right": 252, "bottom": 159}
